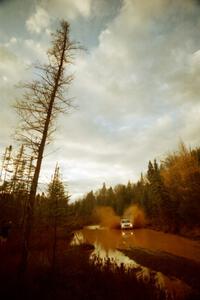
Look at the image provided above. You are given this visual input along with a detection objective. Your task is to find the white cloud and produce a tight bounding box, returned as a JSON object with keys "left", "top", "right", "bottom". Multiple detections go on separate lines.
{"left": 24, "top": 39, "right": 47, "bottom": 62}
{"left": 0, "top": 46, "right": 24, "bottom": 83}
{"left": 9, "top": 37, "right": 17, "bottom": 44}
{"left": 190, "top": 49, "right": 200, "bottom": 69}
{"left": 26, "top": 6, "right": 50, "bottom": 34}
{"left": 4, "top": 37, "right": 17, "bottom": 47}
{"left": 46, "top": 0, "right": 92, "bottom": 20}
{"left": 0, "top": 47, "right": 24, "bottom": 149}
{"left": 2, "top": 75, "right": 8, "bottom": 81}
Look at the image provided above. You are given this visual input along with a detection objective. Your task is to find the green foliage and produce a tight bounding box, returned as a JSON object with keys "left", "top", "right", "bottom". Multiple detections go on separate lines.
{"left": 46, "top": 167, "right": 69, "bottom": 227}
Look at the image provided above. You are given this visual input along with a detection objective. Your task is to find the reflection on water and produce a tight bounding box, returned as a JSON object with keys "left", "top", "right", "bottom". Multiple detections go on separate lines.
{"left": 73, "top": 227, "right": 200, "bottom": 262}
{"left": 71, "top": 228, "right": 198, "bottom": 299}
{"left": 91, "top": 243, "right": 138, "bottom": 269}
{"left": 71, "top": 231, "right": 85, "bottom": 245}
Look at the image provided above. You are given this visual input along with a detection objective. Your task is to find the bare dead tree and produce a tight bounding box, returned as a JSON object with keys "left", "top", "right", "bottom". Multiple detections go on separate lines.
{"left": 9, "top": 145, "right": 25, "bottom": 193}
{"left": 15, "top": 21, "right": 78, "bottom": 272}
{"left": 0, "top": 145, "right": 13, "bottom": 192}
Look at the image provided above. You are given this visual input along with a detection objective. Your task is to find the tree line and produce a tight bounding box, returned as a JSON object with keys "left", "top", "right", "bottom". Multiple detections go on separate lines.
{"left": 72, "top": 143, "right": 200, "bottom": 234}
{"left": 0, "top": 152, "right": 69, "bottom": 268}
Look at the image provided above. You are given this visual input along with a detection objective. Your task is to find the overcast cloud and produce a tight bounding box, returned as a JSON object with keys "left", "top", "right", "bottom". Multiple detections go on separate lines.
{"left": 0, "top": 0, "right": 200, "bottom": 200}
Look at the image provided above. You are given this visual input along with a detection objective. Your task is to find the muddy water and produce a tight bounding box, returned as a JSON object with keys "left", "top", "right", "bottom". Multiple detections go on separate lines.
{"left": 73, "top": 227, "right": 200, "bottom": 262}
{"left": 71, "top": 227, "right": 200, "bottom": 299}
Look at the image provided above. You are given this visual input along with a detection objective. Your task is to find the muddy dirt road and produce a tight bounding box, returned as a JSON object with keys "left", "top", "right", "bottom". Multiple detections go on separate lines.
{"left": 75, "top": 227, "right": 200, "bottom": 261}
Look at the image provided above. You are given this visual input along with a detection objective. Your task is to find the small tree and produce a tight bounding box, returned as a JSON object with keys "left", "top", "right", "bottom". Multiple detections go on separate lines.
{"left": 47, "top": 164, "right": 69, "bottom": 271}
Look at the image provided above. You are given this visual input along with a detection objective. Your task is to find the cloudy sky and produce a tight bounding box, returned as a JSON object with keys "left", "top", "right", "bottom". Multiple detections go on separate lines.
{"left": 1, "top": 0, "right": 200, "bottom": 200}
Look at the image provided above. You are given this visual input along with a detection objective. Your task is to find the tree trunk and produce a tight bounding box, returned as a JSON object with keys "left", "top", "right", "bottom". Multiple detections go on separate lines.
{"left": 19, "top": 29, "right": 67, "bottom": 273}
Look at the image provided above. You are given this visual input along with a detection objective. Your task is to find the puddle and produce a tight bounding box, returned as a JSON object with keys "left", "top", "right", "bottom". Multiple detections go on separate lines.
{"left": 71, "top": 229, "right": 194, "bottom": 299}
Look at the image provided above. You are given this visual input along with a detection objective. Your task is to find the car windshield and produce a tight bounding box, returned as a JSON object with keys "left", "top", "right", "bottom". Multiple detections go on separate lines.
{"left": 121, "top": 219, "right": 130, "bottom": 223}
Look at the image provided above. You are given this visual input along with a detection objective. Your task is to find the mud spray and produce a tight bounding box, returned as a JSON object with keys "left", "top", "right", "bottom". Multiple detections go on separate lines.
{"left": 94, "top": 205, "right": 146, "bottom": 229}
{"left": 123, "top": 205, "right": 146, "bottom": 228}
{"left": 94, "top": 206, "right": 120, "bottom": 229}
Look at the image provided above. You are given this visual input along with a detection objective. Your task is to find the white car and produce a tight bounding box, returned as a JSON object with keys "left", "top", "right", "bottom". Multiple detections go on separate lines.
{"left": 120, "top": 218, "right": 133, "bottom": 230}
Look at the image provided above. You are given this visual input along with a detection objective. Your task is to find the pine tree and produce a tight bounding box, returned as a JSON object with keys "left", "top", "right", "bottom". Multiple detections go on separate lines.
{"left": 47, "top": 164, "right": 69, "bottom": 271}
